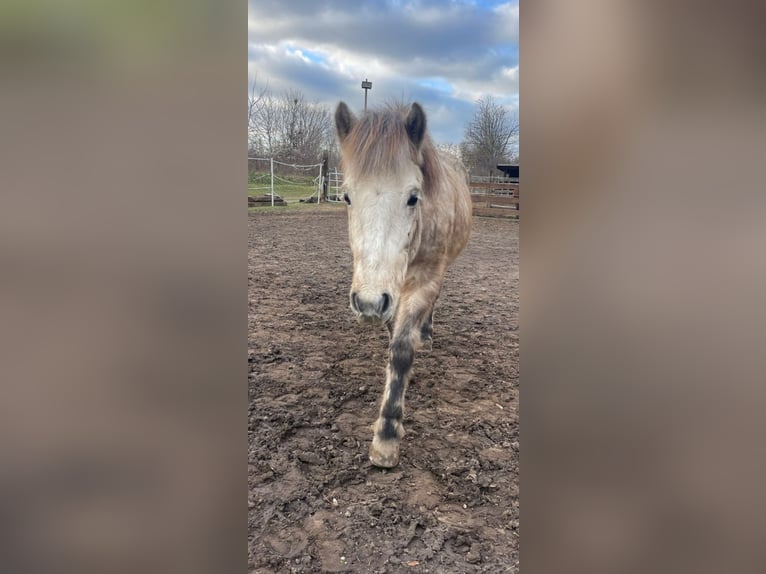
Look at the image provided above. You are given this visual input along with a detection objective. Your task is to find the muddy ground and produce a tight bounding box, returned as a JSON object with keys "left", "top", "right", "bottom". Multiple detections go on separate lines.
{"left": 249, "top": 209, "right": 519, "bottom": 573}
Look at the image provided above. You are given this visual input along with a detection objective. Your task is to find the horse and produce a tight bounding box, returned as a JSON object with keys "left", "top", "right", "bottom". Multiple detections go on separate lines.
{"left": 334, "top": 101, "right": 472, "bottom": 467}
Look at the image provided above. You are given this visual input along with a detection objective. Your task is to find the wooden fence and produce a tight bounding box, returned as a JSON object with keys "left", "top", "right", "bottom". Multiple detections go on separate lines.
{"left": 469, "top": 178, "right": 520, "bottom": 219}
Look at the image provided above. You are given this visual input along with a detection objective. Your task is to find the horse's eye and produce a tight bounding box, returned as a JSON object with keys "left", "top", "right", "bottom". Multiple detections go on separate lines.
{"left": 407, "top": 195, "right": 419, "bottom": 207}
{"left": 343, "top": 193, "right": 351, "bottom": 205}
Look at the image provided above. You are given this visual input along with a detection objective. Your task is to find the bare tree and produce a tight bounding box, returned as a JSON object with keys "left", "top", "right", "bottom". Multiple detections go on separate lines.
{"left": 436, "top": 142, "right": 462, "bottom": 163}
{"left": 275, "top": 89, "right": 334, "bottom": 165}
{"left": 248, "top": 75, "right": 270, "bottom": 153}
{"left": 249, "top": 82, "right": 282, "bottom": 158}
{"left": 249, "top": 83, "right": 334, "bottom": 165}
{"left": 460, "top": 96, "right": 518, "bottom": 176}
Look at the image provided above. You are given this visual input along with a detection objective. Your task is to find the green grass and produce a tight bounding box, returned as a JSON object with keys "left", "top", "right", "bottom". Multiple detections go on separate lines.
{"left": 248, "top": 202, "right": 344, "bottom": 213}
{"left": 248, "top": 171, "right": 346, "bottom": 211}
{"left": 248, "top": 172, "right": 319, "bottom": 203}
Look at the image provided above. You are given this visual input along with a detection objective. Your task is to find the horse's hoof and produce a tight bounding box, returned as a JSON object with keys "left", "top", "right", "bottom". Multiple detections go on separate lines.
{"left": 369, "top": 438, "right": 400, "bottom": 468}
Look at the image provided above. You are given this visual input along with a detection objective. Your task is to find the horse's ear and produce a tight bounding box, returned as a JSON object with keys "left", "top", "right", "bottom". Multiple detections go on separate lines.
{"left": 405, "top": 102, "right": 427, "bottom": 149}
{"left": 335, "top": 102, "right": 356, "bottom": 142}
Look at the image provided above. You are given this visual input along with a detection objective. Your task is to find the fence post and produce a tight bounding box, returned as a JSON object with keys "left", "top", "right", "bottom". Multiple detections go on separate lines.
{"left": 321, "top": 151, "right": 329, "bottom": 202}
{"left": 317, "top": 162, "right": 323, "bottom": 204}
{"left": 270, "top": 158, "right": 274, "bottom": 207}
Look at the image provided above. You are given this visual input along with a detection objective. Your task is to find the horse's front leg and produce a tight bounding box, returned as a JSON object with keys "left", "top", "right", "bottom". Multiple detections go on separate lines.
{"left": 369, "top": 290, "right": 437, "bottom": 468}
{"left": 419, "top": 308, "right": 434, "bottom": 351}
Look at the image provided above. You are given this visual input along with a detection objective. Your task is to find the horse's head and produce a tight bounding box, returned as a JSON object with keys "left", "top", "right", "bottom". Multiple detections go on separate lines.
{"left": 335, "top": 101, "right": 428, "bottom": 324}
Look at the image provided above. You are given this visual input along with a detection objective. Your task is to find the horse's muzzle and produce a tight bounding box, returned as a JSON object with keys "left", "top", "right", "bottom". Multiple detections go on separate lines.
{"left": 350, "top": 291, "right": 393, "bottom": 322}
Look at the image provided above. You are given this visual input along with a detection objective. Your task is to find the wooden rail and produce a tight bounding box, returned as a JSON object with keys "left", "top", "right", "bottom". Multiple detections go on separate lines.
{"left": 469, "top": 181, "right": 519, "bottom": 191}
{"left": 469, "top": 181, "right": 520, "bottom": 218}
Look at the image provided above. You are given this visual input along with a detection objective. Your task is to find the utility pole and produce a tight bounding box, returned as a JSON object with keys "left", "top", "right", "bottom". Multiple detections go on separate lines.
{"left": 361, "top": 78, "right": 372, "bottom": 111}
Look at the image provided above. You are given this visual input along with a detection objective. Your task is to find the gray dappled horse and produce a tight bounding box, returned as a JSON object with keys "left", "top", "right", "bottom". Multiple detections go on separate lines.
{"left": 335, "top": 101, "right": 472, "bottom": 467}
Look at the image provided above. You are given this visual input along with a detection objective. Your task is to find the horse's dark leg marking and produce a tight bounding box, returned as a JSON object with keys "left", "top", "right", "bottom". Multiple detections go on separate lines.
{"left": 369, "top": 306, "right": 433, "bottom": 468}
{"left": 369, "top": 334, "right": 414, "bottom": 467}
{"left": 419, "top": 308, "right": 434, "bottom": 350}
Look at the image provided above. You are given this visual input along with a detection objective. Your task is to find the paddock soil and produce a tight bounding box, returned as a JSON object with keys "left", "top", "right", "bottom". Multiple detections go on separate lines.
{"left": 249, "top": 209, "right": 519, "bottom": 573}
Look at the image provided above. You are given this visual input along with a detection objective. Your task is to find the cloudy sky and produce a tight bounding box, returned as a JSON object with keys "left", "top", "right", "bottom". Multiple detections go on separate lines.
{"left": 248, "top": 0, "right": 519, "bottom": 146}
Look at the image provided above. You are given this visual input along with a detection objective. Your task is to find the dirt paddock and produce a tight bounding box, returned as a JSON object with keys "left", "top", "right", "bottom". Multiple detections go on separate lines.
{"left": 249, "top": 209, "right": 519, "bottom": 573}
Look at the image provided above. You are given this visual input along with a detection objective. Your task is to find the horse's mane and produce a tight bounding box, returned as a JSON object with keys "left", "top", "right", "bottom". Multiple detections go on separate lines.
{"left": 341, "top": 103, "right": 444, "bottom": 198}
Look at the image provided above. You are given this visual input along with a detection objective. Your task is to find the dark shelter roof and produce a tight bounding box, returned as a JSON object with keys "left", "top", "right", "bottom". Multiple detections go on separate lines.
{"left": 496, "top": 164, "right": 519, "bottom": 179}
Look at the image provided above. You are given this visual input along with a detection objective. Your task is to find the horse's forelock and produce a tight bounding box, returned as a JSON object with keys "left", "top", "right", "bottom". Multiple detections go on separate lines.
{"left": 341, "top": 105, "right": 443, "bottom": 197}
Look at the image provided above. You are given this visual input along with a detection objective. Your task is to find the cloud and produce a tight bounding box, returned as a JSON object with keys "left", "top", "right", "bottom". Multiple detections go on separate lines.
{"left": 248, "top": 0, "right": 519, "bottom": 144}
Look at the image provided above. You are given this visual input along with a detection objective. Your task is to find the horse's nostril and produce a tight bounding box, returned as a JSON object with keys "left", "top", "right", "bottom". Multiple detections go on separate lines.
{"left": 352, "top": 291, "right": 391, "bottom": 318}
{"left": 380, "top": 293, "right": 391, "bottom": 314}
